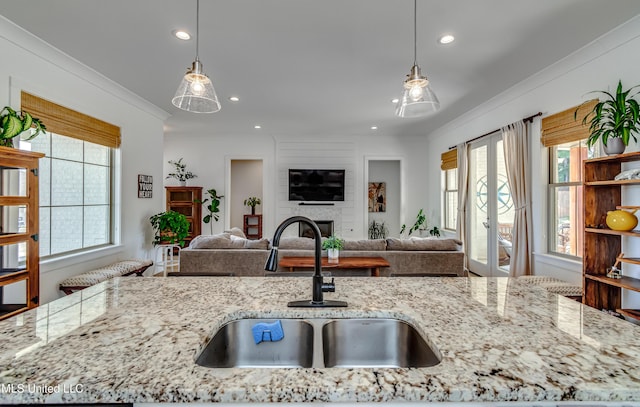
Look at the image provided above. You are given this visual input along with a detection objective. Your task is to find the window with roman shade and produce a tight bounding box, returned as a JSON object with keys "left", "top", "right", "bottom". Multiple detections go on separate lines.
{"left": 440, "top": 148, "right": 458, "bottom": 230}
{"left": 20, "top": 91, "right": 120, "bottom": 257}
{"left": 21, "top": 91, "right": 120, "bottom": 148}
{"left": 541, "top": 100, "right": 596, "bottom": 259}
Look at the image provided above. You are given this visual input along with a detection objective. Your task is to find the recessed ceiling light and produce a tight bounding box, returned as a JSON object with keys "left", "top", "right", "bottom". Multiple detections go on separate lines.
{"left": 254, "top": 125, "right": 261, "bottom": 129}
{"left": 371, "top": 126, "right": 378, "bottom": 130}
{"left": 229, "top": 96, "right": 240, "bottom": 102}
{"left": 391, "top": 98, "right": 399, "bottom": 104}
{"left": 173, "top": 30, "right": 191, "bottom": 40}
{"left": 438, "top": 34, "right": 455, "bottom": 45}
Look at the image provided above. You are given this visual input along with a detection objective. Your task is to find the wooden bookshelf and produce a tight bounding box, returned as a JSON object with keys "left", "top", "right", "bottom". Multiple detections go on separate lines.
{"left": 165, "top": 186, "right": 202, "bottom": 245}
{"left": 583, "top": 151, "right": 640, "bottom": 311}
{"left": 0, "top": 147, "right": 44, "bottom": 320}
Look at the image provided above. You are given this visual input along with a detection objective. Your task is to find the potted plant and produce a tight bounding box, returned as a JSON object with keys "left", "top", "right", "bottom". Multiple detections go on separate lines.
{"left": 400, "top": 209, "right": 427, "bottom": 237}
{"left": 576, "top": 80, "right": 640, "bottom": 155}
{"left": 429, "top": 226, "right": 441, "bottom": 237}
{"left": 149, "top": 210, "right": 190, "bottom": 246}
{"left": 0, "top": 106, "right": 47, "bottom": 147}
{"left": 322, "top": 235, "right": 345, "bottom": 260}
{"left": 166, "top": 158, "right": 197, "bottom": 186}
{"left": 243, "top": 196, "right": 261, "bottom": 215}
{"left": 198, "top": 188, "right": 224, "bottom": 234}
{"left": 368, "top": 219, "right": 388, "bottom": 239}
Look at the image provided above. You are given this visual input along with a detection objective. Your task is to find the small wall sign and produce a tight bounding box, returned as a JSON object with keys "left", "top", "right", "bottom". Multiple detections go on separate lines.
{"left": 138, "top": 174, "right": 153, "bottom": 198}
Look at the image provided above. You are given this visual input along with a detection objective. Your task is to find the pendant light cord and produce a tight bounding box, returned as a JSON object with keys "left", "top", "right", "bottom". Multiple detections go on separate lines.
{"left": 413, "top": 0, "right": 417, "bottom": 66}
{"left": 195, "top": 0, "right": 200, "bottom": 60}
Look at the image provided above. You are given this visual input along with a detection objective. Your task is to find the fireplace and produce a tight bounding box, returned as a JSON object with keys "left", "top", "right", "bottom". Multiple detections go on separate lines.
{"left": 299, "top": 220, "right": 334, "bottom": 238}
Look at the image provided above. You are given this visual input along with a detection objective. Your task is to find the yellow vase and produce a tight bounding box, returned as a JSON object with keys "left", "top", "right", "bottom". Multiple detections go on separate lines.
{"left": 606, "top": 209, "right": 638, "bottom": 231}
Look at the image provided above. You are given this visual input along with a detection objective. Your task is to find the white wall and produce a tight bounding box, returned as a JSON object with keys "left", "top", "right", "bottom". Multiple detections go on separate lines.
{"left": 163, "top": 133, "right": 276, "bottom": 236}
{"left": 423, "top": 16, "right": 640, "bottom": 287}
{"left": 0, "top": 17, "right": 168, "bottom": 304}
{"left": 368, "top": 160, "right": 401, "bottom": 238}
{"left": 163, "top": 133, "right": 430, "bottom": 240}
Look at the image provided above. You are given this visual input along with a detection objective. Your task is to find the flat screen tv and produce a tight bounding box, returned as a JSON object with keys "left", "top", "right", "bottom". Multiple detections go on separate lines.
{"left": 288, "top": 169, "right": 345, "bottom": 201}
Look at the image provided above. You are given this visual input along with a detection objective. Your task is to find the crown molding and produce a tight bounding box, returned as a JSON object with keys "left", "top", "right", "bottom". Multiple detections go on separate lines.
{"left": 0, "top": 15, "right": 170, "bottom": 121}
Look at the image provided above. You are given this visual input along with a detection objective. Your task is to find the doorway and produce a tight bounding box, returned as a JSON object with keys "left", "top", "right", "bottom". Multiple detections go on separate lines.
{"left": 467, "top": 133, "right": 514, "bottom": 277}
{"left": 366, "top": 159, "right": 401, "bottom": 239}
{"left": 229, "top": 159, "right": 263, "bottom": 232}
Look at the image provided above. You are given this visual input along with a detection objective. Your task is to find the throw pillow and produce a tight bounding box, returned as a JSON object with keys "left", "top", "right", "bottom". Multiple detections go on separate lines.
{"left": 224, "top": 227, "right": 246, "bottom": 239}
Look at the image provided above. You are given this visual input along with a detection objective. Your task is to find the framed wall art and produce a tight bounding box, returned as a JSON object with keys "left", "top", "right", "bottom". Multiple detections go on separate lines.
{"left": 368, "top": 182, "right": 386, "bottom": 212}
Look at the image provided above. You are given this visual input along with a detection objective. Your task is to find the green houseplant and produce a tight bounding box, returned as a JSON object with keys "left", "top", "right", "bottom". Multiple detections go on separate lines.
{"left": 576, "top": 80, "right": 640, "bottom": 155}
{"left": 149, "top": 210, "right": 190, "bottom": 246}
{"left": 368, "top": 219, "right": 388, "bottom": 239}
{"left": 0, "top": 106, "right": 47, "bottom": 147}
{"left": 322, "top": 235, "right": 345, "bottom": 260}
{"left": 400, "top": 208, "right": 427, "bottom": 237}
{"left": 166, "top": 158, "right": 197, "bottom": 185}
{"left": 198, "top": 188, "right": 224, "bottom": 234}
{"left": 243, "top": 196, "right": 261, "bottom": 215}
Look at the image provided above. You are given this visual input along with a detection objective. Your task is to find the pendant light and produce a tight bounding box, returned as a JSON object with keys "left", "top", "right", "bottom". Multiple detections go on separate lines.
{"left": 395, "top": 0, "right": 440, "bottom": 118}
{"left": 172, "top": 0, "right": 221, "bottom": 113}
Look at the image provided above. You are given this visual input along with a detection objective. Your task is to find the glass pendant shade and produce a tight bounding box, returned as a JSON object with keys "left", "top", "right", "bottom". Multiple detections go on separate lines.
{"left": 395, "top": 0, "right": 440, "bottom": 118}
{"left": 172, "top": 59, "right": 221, "bottom": 113}
{"left": 395, "top": 64, "right": 439, "bottom": 118}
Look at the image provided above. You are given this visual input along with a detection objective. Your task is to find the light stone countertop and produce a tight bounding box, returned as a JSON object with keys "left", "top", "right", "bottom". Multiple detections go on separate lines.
{"left": 0, "top": 276, "right": 639, "bottom": 404}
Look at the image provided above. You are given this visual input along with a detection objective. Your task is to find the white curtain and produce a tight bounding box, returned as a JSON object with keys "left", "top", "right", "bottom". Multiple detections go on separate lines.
{"left": 501, "top": 120, "right": 533, "bottom": 277}
{"left": 456, "top": 143, "right": 470, "bottom": 273}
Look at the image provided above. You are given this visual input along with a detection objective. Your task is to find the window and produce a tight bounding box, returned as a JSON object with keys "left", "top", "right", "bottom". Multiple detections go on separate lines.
{"left": 440, "top": 148, "right": 458, "bottom": 231}
{"left": 547, "top": 140, "right": 591, "bottom": 257}
{"left": 444, "top": 168, "right": 458, "bottom": 230}
{"left": 23, "top": 132, "right": 112, "bottom": 257}
{"left": 19, "top": 91, "right": 120, "bottom": 258}
{"left": 541, "top": 100, "right": 597, "bottom": 259}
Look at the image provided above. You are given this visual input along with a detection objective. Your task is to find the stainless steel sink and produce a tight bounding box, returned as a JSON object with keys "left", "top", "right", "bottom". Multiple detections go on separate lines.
{"left": 196, "top": 317, "right": 440, "bottom": 368}
{"left": 196, "top": 318, "right": 314, "bottom": 368}
{"left": 322, "top": 318, "right": 440, "bottom": 368}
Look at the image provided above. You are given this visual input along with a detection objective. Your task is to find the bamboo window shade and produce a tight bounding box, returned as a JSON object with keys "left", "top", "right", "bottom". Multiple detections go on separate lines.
{"left": 540, "top": 99, "right": 597, "bottom": 147}
{"left": 21, "top": 91, "right": 121, "bottom": 148}
{"left": 440, "top": 148, "right": 457, "bottom": 170}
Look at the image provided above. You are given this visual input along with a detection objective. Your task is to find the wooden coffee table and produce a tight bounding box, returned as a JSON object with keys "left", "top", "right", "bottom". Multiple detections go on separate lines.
{"left": 279, "top": 256, "right": 390, "bottom": 277}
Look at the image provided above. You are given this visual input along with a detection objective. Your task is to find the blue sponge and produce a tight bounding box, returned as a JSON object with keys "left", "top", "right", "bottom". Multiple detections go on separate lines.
{"left": 252, "top": 320, "right": 284, "bottom": 344}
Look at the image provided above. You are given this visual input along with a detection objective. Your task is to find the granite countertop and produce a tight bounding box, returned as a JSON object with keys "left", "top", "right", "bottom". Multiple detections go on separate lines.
{"left": 0, "top": 276, "right": 639, "bottom": 404}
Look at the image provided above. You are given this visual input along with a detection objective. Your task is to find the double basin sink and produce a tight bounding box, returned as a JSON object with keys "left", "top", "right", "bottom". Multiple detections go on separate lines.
{"left": 196, "top": 317, "right": 441, "bottom": 369}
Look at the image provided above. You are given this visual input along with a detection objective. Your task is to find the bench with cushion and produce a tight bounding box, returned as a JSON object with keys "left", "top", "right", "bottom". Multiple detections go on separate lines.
{"left": 59, "top": 259, "right": 153, "bottom": 295}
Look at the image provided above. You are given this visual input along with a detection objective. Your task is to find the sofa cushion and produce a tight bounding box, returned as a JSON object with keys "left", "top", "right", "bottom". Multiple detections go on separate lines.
{"left": 386, "top": 237, "right": 462, "bottom": 251}
{"left": 231, "top": 234, "right": 270, "bottom": 249}
{"left": 191, "top": 233, "right": 269, "bottom": 249}
{"left": 343, "top": 239, "right": 387, "bottom": 251}
{"left": 189, "top": 233, "right": 234, "bottom": 249}
{"left": 277, "top": 237, "right": 318, "bottom": 250}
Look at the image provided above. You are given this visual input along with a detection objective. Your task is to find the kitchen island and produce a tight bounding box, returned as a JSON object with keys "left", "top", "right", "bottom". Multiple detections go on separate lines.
{"left": 0, "top": 276, "right": 639, "bottom": 404}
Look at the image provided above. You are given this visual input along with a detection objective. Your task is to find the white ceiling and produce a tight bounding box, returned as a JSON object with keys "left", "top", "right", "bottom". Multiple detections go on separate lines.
{"left": 1, "top": 0, "right": 640, "bottom": 139}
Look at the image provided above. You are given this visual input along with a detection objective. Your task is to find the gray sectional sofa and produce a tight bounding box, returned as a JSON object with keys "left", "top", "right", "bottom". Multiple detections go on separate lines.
{"left": 179, "top": 230, "right": 465, "bottom": 277}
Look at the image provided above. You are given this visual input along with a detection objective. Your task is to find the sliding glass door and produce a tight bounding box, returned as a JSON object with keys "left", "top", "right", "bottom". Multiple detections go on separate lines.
{"left": 467, "top": 133, "right": 514, "bottom": 277}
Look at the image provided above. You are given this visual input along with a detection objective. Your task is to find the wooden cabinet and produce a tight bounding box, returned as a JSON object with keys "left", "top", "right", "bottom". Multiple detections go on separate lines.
{"left": 165, "top": 186, "right": 202, "bottom": 246}
{"left": 243, "top": 214, "right": 262, "bottom": 239}
{"left": 583, "top": 151, "right": 640, "bottom": 319}
{"left": 0, "top": 147, "right": 44, "bottom": 320}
